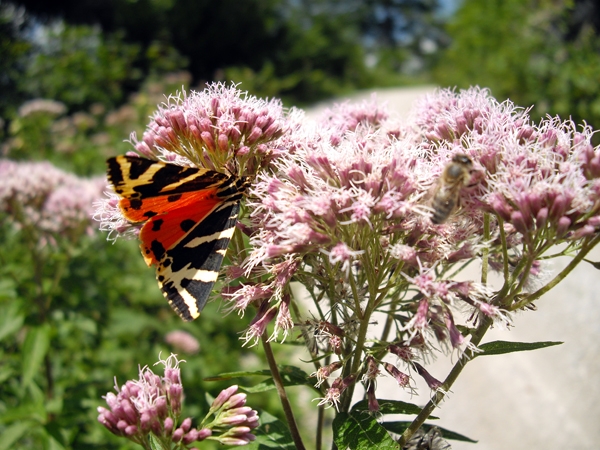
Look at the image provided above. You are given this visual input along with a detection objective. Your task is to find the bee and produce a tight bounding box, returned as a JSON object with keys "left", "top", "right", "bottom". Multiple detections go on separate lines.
{"left": 430, "top": 154, "right": 473, "bottom": 224}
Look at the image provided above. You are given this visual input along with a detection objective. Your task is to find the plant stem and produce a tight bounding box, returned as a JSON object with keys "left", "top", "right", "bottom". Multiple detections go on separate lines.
{"left": 512, "top": 233, "right": 600, "bottom": 309}
{"left": 481, "top": 213, "right": 490, "bottom": 284}
{"left": 398, "top": 316, "right": 492, "bottom": 446}
{"left": 316, "top": 405, "right": 324, "bottom": 450}
{"left": 261, "top": 334, "right": 306, "bottom": 450}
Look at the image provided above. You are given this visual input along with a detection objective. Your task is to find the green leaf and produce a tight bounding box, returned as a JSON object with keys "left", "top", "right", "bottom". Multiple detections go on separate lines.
{"left": 333, "top": 412, "right": 399, "bottom": 450}
{"left": 0, "top": 278, "right": 17, "bottom": 300}
{"left": 583, "top": 259, "right": 600, "bottom": 270}
{"left": 0, "top": 301, "right": 24, "bottom": 342}
{"left": 0, "top": 366, "right": 14, "bottom": 384}
{"left": 0, "top": 401, "right": 46, "bottom": 424}
{"left": 207, "top": 365, "right": 316, "bottom": 392}
{"left": 475, "top": 340, "right": 562, "bottom": 357}
{"left": 42, "top": 423, "right": 67, "bottom": 450}
{"left": 205, "top": 369, "right": 273, "bottom": 381}
{"left": 149, "top": 433, "right": 169, "bottom": 450}
{"left": 382, "top": 422, "right": 478, "bottom": 443}
{"left": 245, "top": 410, "right": 295, "bottom": 449}
{"left": 21, "top": 324, "right": 51, "bottom": 388}
{"left": 351, "top": 399, "right": 438, "bottom": 419}
{"left": 0, "top": 421, "right": 32, "bottom": 450}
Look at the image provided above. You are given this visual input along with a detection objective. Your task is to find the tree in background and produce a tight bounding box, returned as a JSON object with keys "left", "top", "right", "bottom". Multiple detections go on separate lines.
{"left": 1, "top": 0, "right": 442, "bottom": 115}
{"left": 0, "top": 4, "right": 31, "bottom": 121}
{"left": 434, "top": 0, "right": 600, "bottom": 134}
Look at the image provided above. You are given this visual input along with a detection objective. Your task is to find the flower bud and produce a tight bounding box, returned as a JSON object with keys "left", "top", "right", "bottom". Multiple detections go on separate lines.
{"left": 413, "top": 362, "right": 443, "bottom": 391}
{"left": 556, "top": 216, "right": 571, "bottom": 237}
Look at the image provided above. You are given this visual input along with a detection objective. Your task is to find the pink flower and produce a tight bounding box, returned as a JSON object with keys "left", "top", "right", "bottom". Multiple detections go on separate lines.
{"left": 315, "top": 375, "right": 356, "bottom": 411}
{"left": 99, "top": 355, "right": 258, "bottom": 446}
{"left": 1, "top": 159, "right": 105, "bottom": 243}
{"left": 311, "top": 361, "right": 343, "bottom": 388}
{"left": 164, "top": 330, "right": 200, "bottom": 354}
{"left": 129, "top": 83, "right": 291, "bottom": 172}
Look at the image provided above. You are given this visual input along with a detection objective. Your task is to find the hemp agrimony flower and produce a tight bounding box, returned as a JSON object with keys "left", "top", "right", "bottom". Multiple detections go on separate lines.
{"left": 97, "top": 85, "right": 600, "bottom": 448}
{"left": 218, "top": 87, "right": 600, "bottom": 447}
{"left": 95, "top": 82, "right": 301, "bottom": 242}
{"left": 97, "top": 354, "right": 259, "bottom": 449}
{"left": 0, "top": 159, "right": 105, "bottom": 244}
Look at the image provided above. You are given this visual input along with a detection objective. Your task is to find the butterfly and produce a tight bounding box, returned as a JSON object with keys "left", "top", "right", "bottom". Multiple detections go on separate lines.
{"left": 107, "top": 155, "right": 249, "bottom": 321}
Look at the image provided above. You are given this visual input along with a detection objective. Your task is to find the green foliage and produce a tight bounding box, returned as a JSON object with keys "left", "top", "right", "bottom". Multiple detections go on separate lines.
{"left": 434, "top": 0, "right": 600, "bottom": 133}
{"left": 209, "top": 365, "right": 316, "bottom": 393}
{"left": 0, "top": 97, "right": 269, "bottom": 448}
{"left": 475, "top": 340, "right": 563, "bottom": 357}
{"left": 0, "top": 210, "right": 265, "bottom": 449}
{"left": 382, "top": 423, "right": 477, "bottom": 443}
{"left": 351, "top": 399, "right": 437, "bottom": 417}
{"left": 0, "top": 15, "right": 189, "bottom": 121}
{"left": 222, "top": 6, "right": 373, "bottom": 104}
{"left": 246, "top": 410, "right": 295, "bottom": 449}
{"left": 333, "top": 412, "right": 399, "bottom": 449}
{"left": 3, "top": 72, "right": 192, "bottom": 175}
{"left": 21, "top": 24, "right": 142, "bottom": 111}
{"left": 0, "top": 4, "right": 31, "bottom": 119}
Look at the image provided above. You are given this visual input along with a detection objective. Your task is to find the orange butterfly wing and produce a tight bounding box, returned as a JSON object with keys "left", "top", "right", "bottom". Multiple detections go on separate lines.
{"left": 107, "top": 155, "right": 247, "bottom": 320}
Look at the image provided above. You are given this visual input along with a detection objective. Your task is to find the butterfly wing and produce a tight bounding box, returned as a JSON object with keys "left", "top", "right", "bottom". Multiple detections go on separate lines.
{"left": 157, "top": 199, "right": 242, "bottom": 320}
{"left": 107, "top": 155, "right": 246, "bottom": 321}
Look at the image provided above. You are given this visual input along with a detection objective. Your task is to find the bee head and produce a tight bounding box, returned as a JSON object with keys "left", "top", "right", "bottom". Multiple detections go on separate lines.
{"left": 451, "top": 154, "right": 473, "bottom": 167}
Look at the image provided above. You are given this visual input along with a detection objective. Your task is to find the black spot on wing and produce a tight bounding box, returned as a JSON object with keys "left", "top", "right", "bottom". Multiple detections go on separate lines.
{"left": 150, "top": 239, "right": 166, "bottom": 261}
{"left": 130, "top": 199, "right": 143, "bottom": 210}
{"left": 144, "top": 211, "right": 158, "bottom": 218}
{"left": 152, "top": 219, "right": 164, "bottom": 232}
{"left": 180, "top": 219, "right": 195, "bottom": 232}
{"left": 168, "top": 194, "right": 182, "bottom": 202}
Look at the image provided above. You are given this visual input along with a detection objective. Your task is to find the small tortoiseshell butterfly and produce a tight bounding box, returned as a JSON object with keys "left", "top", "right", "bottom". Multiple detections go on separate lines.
{"left": 107, "top": 155, "right": 248, "bottom": 321}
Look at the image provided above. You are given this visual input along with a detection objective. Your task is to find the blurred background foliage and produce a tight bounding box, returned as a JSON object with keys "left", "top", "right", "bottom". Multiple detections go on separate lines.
{"left": 0, "top": 0, "right": 599, "bottom": 448}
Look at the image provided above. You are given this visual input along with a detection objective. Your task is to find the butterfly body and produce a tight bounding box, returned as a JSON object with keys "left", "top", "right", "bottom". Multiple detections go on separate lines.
{"left": 107, "top": 155, "right": 248, "bottom": 321}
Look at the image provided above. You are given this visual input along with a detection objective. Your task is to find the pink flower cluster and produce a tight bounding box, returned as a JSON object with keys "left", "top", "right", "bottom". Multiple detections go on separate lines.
{"left": 221, "top": 87, "right": 600, "bottom": 397}
{"left": 0, "top": 159, "right": 105, "bottom": 243}
{"left": 410, "top": 88, "right": 600, "bottom": 244}
{"left": 98, "top": 354, "right": 258, "bottom": 447}
{"left": 98, "top": 85, "right": 600, "bottom": 404}
{"left": 96, "top": 83, "right": 299, "bottom": 240}
{"left": 128, "top": 82, "right": 297, "bottom": 174}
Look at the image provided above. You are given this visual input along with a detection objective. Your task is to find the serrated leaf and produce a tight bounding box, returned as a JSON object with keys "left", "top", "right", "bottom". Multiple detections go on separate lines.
{"left": 21, "top": 324, "right": 51, "bottom": 388}
{"left": 244, "top": 410, "right": 296, "bottom": 449}
{"left": 333, "top": 412, "right": 399, "bottom": 450}
{"left": 351, "top": 399, "right": 438, "bottom": 419}
{"left": 382, "top": 422, "right": 478, "bottom": 443}
{"left": 0, "top": 421, "right": 31, "bottom": 450}
{"left": 475, "top": 340, "right": 562, "bottom": 357}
